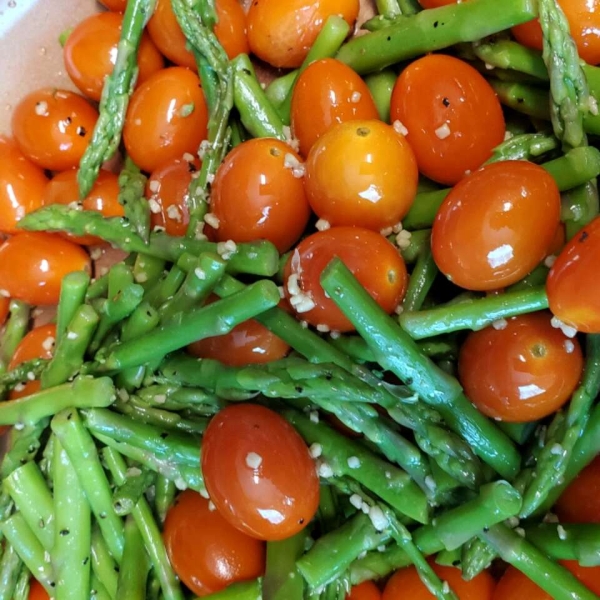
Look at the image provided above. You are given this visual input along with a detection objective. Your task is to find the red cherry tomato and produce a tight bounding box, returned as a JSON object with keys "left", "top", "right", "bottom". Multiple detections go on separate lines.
{"left": 555, "top": 456, "right": 600, "bottom": 523}
{"left": 98, "top": 0, "right": 126, "bottom": 10}
{"left": 0, "top": 233, "right": 91, "bottom": 306}
{"left": 305, "top": 120, "right": 418, "bottom": 231}
{"left": 64, "top": 12, "right": 164, "bottom": 102}
{"left": 28, "top": 580, "right": 50, "bottom": 600}
{"left": 163, "top": 490, "right": 265, "bottom": 597}
{"left": 383, "top": 564, "right": 495, "bottom": 600}
{"left": 202, "top": 403, "right": 320, "bottom": 541}
{"left": 11, "top": 89, "right": 98, "bottom": 171}
{"left": 210, "top": 138, "right": 310, "bottom": 253}
{"left": 431, "top": 161, "right": 561, "bottom": 291}
{"left": 391, "top": 54, "right": 505, "bottom": 185}
{"left": 43, "top": 169, "right": 124, "bottom": 245}
{"left": 512, "top": 0, "right": 600, "bottom": 66}
{"left": 124, "top": 67, "right": 209, "bottom": 173}
{"left": 283, "top": 227, "right": 408, "bottom": 332}
{"left": 214, "top": 0, "right": 250, "bottom": 60}
{"left": 458, "top": 312, "right": 584, "bottom": 422}
{"left": 347, "top": 581, "right": 382, "bottom": 600}
{"left": 547, "top": 216, "right": 600, "bottom": 333}
{"left": 291, "top": 58, "right": 380, "bottom": 157}
{"left": 247, "top": 0, "right": 360, "bottom": 68}
{"left": 0, "top": 297, "right": 9, "bottom": 328}
{"left": 0, "top": 136, "right": 47, "bottom": 235}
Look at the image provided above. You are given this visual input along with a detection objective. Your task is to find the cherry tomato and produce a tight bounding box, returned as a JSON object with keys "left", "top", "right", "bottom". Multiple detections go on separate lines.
{"left": 419, "top": 0, "right": 460, "bottom": 6}
{"left": 347, "top": 581, "right": 382, "bottom": 600}
{"left": 291, "top": 58, "right": 380, "bottom": 157}
{"left": 0, "top": 233, "right": 91, "bottom": 306}
{"left": 124, "top": 67, "right": 209, "bottom": 173}
{"left": 214, "top": 0, "right": 250, "bottom": 60}
{"left": 146, "top": 157, "right": 199, "bottom": 237}
{"left": 560, "top": 561, "right": 600, "bottom": 595}
{"left": 547, "top": 216, "right": 600, "bottom": 333}
{"left": 210, "top": 139, "right": 310, "bottom": 253}
{"left": 11, "top": 89, "right": 98, "bottom": 171}
{"left": 458, "top": 312, "right": 584, "bottom": 422}
{"left": 247, "top": 0, "right": 360, "bottom": 68}
{"left": 202, "top": 403, "right": 320, "bottom": 541}
{"left": 390, "top": 54, "right": 505, "bottom": 185}
{"left": 431, "top": 161, "right": 561, "bottom": 291}
{"left": 98, "top": 0, "right": 126, "bottom": 10}
{"left": 28, "top": 580, "right": 50, "bottom": 600}
{"left": 555, "top": 456, "right": 600, "bottom": 523}
{"left": 43, "top": 169, "right": 124, "bottom": 245}
{"left": 64, "top": 12, "right": 164, "bottom": 102}
{"left": 283, "top": 227, "right": 408, "bottom": 332}
{"left": 0, "top": 136, "right": 47, "bottom": 234}
{"left": 512, "top": 0, "right": 600, "bottom": 66}
{"left": 305, "top": 120, "right": 418, "bottom": 230}
{"left": 0, "top": 297, "right": 9, "bottom": 328}
{"left": 164, "top": 489, "right": 265, "bottom": 597}
{"left": 383, "top": 564, "right": 495, "bottom": 600}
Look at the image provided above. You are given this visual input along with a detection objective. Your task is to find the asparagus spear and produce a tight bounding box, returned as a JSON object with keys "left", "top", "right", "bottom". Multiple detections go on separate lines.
{"left": 263, "top": 532, "right": 306, "bottom": 600}
{"left": 118, "top": 156, "right": 150, "bottom": 243}
{"left": 525, "top": 523, "right": 600, "bottom": 566}
{"left": 365, "top": 69, "right": 397, "bottom": 123}
{"left": 0, "top": 545, "right": 22, "bottom": 600}
{"left": 56, "top": 271, "right": 91, "bottom": 345}
{"left": 115, "top": 517, "right": 149, "bottom": 600}
{"left": 0, "top": 301, "right": 30, "bottom": 376}
{"left": 91, "top": 526, "right": 119, "bottom": 600}
{"left": 112, "top": 466, "right": 156, "bottom": 516}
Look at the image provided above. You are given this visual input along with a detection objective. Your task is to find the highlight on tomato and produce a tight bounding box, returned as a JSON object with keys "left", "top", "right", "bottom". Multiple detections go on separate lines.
{"left": 163, "top": 489, "right": 265, "bottom": 597}
{"left": 123, "top": 67, "right": 209, "bottom": 173}
{"left": 291, "top": 58, "right": 380, "bottom": 157}
{"left": 555, "top": 456, "right": 600, "bottom": 524}
{"left": 0, "top": 136, "right": 47, "bottom": 235}
{"left": 390, "top": 54, "right": 505, "bottom": 185}
{"left": 547, "top": 216, "right": 600, "bottom": 333}
{"left": 201, "top": 403, "right": 320, "bottom": 541}
{"left": 0, "top": 232, "right": 91, "bottom": 306}
{"left": 431, "top": 161, "right": 561, "bottom": 291}
{"left": 209, "top": 138, "right": 311, "bottom": 253}
{"left": 63, "top": 12, "right": 164, "bottom": 102}
{"left": 283, "top": 227, "right": 408, "bottom": 332}
{"left": 305, "top": 120, "right": 418, "bottom": 231}
{"left": 347, "top": 580, "right": 382, "bottom": 600}
{"left": 11, "top": 88, "right": 98, "bottom": 171}
{"left": 458, "top": 312, "right": 584, "bottom": 422}
{"left": 247, "top": 0, "right": 360, "bottom": 68}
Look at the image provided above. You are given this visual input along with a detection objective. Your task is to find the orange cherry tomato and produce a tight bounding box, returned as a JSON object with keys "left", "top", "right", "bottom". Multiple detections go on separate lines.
{"left": 0, "top": 297, "right": 9, "bottom": 328}
{"left": 214, "top": 0, "right": 250, "bottom": 60}
{"left": 383, "top": 564, "right": 495, "bottom": 600}
{"left": 291, "top": 58, "right": 380, "bottom": 157}
{"left": 43, "top": 169, "right": 124, "bottom": 245}
{"left": 11, "top": 88, "right": 98, "bottom": 171}
{"left": 431, "top": 161, "right": 561, "bottom": 291}
{"left": 305, "top": 120, "right": 418, "bottom": 231}
{"left": 146, "top": 157, "right": 200, "bottom": 237}
{"left": 512, "top": 0, "right": 600, "bottom": 66}
{"left": 555, "top": 456, "right": 600, "bottom": 523}
{"left": 419, "top": 0, "right": 461, "bottom": 6}
{"left": 283, "top": 227, "right": 408, "bottom": 332}
{"left": 202, "top": 403, "right": 320, "bottom": 541}
{"left": 347, "top": 581, "right": 382, "bottom": 600}
{"left": 247, "top": 0, "right": 360, "bottom": 68}
{"left": 390, "top": 54, "right": 505, "bottom": 186}
{"left": 98, "top": 0, "right": 126, "bottom": 10}
{"left": 547, "top": 216, "right": 600, "bottom": 333}
{"left": 164, "top": 490, "right": 265, "bottom": 597}
{"left": 0, "top": 233, "right": 91, "bottom": 306}
{"left": 210, "top": 138, "right": 310, "bottom": 253}
{"left": 28, "top": 580, "right": 50, "bottom": 600}
{"left": 0, "top": 136, "right": 47, "bottom": 234}
{"left": 458, "top": 312, "right": 584, "bottom": 422}
{"left": 64, "top": 12, "right": 164, "bottom": 102}
{"left": 124, "top": 67, "right": 209, "bottom": 173}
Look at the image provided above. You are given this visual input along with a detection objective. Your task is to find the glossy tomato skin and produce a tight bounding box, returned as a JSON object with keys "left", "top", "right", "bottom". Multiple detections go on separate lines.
{"left": 0, "top": 233, "right": 91, "bottom": 306}
{"left": 210, "top": 139, "right": 311, "bottom": 253}
{"left": 64, "top": 12, "right": 164, "bottom": 102}
{"left": 202, "top": 404, "right": 320, "bottom": 541}
{"left": 123, "top": 67, "right": 208, "bottom": 173}
{"left": 214, "top": 0, "right": 250, "bottom": 60}
{"left": 458, "top": 313, "right": 583, "bottom": 422}
{"left": 283, "top": 227, "right": 408, "bottom": 332}
{"left": 0, "top": 136, "right": 47, "bottom": 234}
{"left": 432, "top": 161, "right": 561, "bottom": 291}
{"left": 247, "top": 0, "right": 360, "bottom": 68}
{"left": 391, "top": 54, "right": 505, "bottom": 185}
{"left": 11, "top": 89, "right": 98, "bottom": 171}
{"left": 347, "top": 581, "right": 382, "bottom": 600}
{"left": 305, "top": 120, "right": 418, "bottom": 230}
{"left": 43, "top": 169, "right": 124, "bottom": 245}
{"left": 547, "top": 217, "right": 600, "bottom": 333}
{"left": 291, "top": 58, "right": 379, "bottom": 157}
{"left": 383, "top": 564, "right": 495, "bottom": 600}
{"left": 163, "top": 490, "right": 265, "bottom": 597}
{"left": 28, "top": 579, "right": 50, "bottom": 600}
{"left": 0, "top": 297, "right": 9, "bottom": 328}
{"left": 555, "top": 456, "right": 600, "bottom": 523}
{"left": 98, "top": 0, "right": 127, "bottom": 9}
